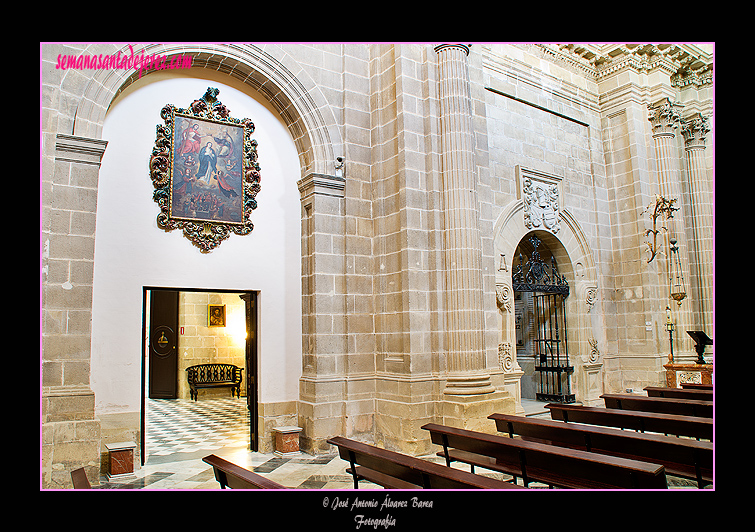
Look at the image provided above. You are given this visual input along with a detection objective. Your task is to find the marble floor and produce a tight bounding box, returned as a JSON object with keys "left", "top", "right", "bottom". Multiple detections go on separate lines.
{"left": 94, "top": 398, "right": 702, "bottom": 490}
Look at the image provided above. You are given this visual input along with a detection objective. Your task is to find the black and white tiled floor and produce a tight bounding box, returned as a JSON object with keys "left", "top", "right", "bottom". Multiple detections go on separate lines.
{"left": 97, "top": 398, "right": 356, "bottom": 490}
{"left": 95, "top": 398, "right": 702, "bottom": 489}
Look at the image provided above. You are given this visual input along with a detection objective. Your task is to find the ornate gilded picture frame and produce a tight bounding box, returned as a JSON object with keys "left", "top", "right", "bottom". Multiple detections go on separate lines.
{"left": 149, "top": 87, "right": 261, "bottom": 252}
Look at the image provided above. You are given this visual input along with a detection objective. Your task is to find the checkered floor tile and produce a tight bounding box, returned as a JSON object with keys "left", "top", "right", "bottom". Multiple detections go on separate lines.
{"left": 145, "top": 397, "right": 250, "bottom": 458}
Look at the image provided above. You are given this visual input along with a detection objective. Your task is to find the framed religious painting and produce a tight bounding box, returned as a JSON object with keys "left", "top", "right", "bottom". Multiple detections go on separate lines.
{"left": 149, "top": 87, "right": 261, "bottom": 252}
{"left": 208, "top": 305, "right": 226, "bottom": 327}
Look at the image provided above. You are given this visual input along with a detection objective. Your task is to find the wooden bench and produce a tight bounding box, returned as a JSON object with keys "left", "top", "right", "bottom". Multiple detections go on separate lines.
{"left": 203, "top": 454, "right": 286, "bottom": 489}
{"left": 489, "top": 413, "right": 712, "bottom": 488}
{"left": 186, "top": 364, "right": 243, "bottom": 401}
{"left": 546, "top": 403, "right": 713, "bottom": 441}
{"left": 601, "top": 393, "right": 713, "bottom": 418}
{"left": 326, "top": 436, "right": 523, "bottom": 490}
{"left": 682, "top": 383, "right": 712, "bottom": 390}
{"left": 422, "top": 423, "right": 667, "bottom": 489}
{"left": 644, "top": 386, "right": 713, "bottom": 401}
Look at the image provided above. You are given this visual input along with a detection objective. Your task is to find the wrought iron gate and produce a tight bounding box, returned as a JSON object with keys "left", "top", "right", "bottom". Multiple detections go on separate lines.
{"left": 512, "top": 235, "right": 575, "bottom": 403}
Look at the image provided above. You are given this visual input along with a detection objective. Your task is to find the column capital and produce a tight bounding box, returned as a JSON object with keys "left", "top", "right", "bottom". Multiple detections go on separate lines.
{"left": 434, "top": 43, "right": 470, "bottom": 55}
{"left": 648, "top": 98, "right": 682, "bottom": 137}
{"left": 681, "top": 113, "right": 711, "bottom": 149}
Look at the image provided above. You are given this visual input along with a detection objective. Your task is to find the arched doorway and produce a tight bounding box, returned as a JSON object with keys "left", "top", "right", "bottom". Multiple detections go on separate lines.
{"left": 511, "top": 233, "right": 575, "bottom": 403}
{"left": 493, "top": 197, "right": 605, "bottom": 409}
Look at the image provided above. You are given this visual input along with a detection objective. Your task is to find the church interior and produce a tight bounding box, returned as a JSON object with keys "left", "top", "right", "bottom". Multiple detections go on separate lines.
{"left": 41, "top": 43, "right": 714, "bottom": 493}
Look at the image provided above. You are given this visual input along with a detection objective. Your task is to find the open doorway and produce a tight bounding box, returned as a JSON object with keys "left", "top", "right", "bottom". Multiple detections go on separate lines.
{"left": 512, "top": 234, "right": 575, "bottom": 404}
{"left": 140, "top": 287, "right": 259, "bottom": 465}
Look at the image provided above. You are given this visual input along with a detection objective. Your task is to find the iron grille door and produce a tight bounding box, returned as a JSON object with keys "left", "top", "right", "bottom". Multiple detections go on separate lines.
{"left": 533, "top": 292, "right": 574, "bottom": 403}
{"left": 512, "top": 235, "right": 575, "bottom": 403}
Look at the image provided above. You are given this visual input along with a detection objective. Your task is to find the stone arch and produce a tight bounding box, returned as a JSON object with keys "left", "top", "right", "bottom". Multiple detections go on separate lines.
{"left": 493, "top": 200, "right": 605, "bottom": 406}
{"left": 68, "top": 43, "right": 342, "bottom": 178}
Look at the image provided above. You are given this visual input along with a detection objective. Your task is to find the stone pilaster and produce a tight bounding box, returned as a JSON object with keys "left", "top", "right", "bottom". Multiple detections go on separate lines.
{"left": 297, "top": 172, "right": 348, "bottom": 454}
{"left": 681, "top": 113, "right": 714, "bottom": 349}
{"left": 435, "top": 44, "right": 495, "bottom": 396}
{"left": 42, "top": 134, "right": 107, "bottom": 488}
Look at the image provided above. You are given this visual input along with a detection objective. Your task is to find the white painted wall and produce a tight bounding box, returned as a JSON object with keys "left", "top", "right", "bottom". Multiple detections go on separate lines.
{"left": 91, "top": 73, "right": 302, "bottom": 415}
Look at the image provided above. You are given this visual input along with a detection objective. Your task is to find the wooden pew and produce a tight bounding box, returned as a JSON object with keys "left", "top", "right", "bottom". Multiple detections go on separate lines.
{"left": 682, "top": 383, "right": 712, "bottom": 390}
{"left": 644, "top": 386, "right": 713, "bottom": 401}
{"left": 489, "top": 413, "right": 712, "bottom": 488}
{"left": 326, "top": 436, "right": 522, "bottom": 489}
{"left": 71, "top": 467, "right": 92, "bottom": 489}
{"left": 203, "top": 454, "right": 287, "bottom": 489}
{"left": 422, "top": 423, "right": 667, "bottom": 489}
{"left": 546, "top": 403, "right": 713, "bottom": 441}
{"left": 601, "top": 394, "right": 713, "bottom": 417}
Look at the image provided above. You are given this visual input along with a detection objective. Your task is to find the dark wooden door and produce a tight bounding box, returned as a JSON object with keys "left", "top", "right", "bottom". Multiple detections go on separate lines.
{"left": 240, "top": 292, "right": 258, "bottom": 451}
{"left": 148, "top": 289, "right": 179, "bottom": 399}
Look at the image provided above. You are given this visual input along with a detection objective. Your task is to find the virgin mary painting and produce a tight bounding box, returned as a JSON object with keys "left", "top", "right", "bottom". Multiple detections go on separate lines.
{"left": 171, "top": 114, "right": 245, "bottom": 224}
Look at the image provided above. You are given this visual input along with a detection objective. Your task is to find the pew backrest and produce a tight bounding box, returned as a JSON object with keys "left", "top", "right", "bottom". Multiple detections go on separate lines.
{"left": 643, "top": 386, "right": 713, "bottom": 401}
{"left": 601, "top": 394, "right": 713, "bottom": 418}
{"left": 546, "top": 403, "right": 713, "bottom": 441}
{"left": 422, "top": 423, "right": 667, "bottom": 489}
{"left": 327, "top": 436, "right": 521, "bottom": 489}
{"left": 489, "top": 413, "right": 712, "bottom": 487}
{"left": 203, "top": 454, "right": 286, "bottom": 489}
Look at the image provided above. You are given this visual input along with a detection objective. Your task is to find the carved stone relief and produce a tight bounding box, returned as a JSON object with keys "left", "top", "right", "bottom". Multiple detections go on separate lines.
{"left": 495, "top": 283, "right": 512, "bottom": 313}
{"left": 588, "top": 337, "right": 600, "bottom": 363}
{"left": 516, "top": 166, "right": 562, "bottom": 234}
{"left": 498, "top": 342, "right": 514, "bottom": 372}
{"left": 585, "top": 286, "right": 598, "bottom": 312}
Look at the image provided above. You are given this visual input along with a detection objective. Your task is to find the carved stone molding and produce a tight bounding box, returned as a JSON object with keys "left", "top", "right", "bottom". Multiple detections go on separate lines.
{"left": 536, "top": 44, "right": 713, "bottom": 88}
{"left": 55, "top": 134, "right": 108, "bottom": 166}
{"left": 297, "top": 172, "right": 346, "bottom": 201}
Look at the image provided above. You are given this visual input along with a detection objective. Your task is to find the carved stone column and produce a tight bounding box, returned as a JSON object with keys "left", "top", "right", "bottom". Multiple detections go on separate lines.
{"left": 681, "top": 113, "right": 714, "bottom": 346}
{"left": 648, "top": 98, "right": 693, "bottom": 359}
{"left": 435, "top": 44, "right": 495, "bottom": 396}
{"left": 648, "top": 98, "right": 682, "bottom": 202}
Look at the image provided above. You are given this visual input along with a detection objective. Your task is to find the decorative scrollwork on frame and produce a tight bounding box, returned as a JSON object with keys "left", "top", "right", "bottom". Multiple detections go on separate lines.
{"left": 498, "top": 342, "right": 514, "bottom": 372}
{"left": 149, "top": 87, "right": 261, "bottom": 253}
{"left": 496, "top": 283, "right": 512, "bottom": 313}
{"left": 588, "top": 337, "right": 600, "bottom": 364}
{"left": 585, "top": 286, "right": 598, "bottom": 312}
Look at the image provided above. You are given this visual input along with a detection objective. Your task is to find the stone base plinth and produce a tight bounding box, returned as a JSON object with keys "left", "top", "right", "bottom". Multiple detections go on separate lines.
{"left": 106, "top": 441, "right": 136, "bottom": 480}
{"left": 441, "top": 390, "right": 515, "bottom": 434}
{"left": 272, "top": 426, "right": 302, "bottom": 458}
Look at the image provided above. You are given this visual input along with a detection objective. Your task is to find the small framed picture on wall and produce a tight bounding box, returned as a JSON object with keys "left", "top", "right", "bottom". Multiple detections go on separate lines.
{"left": 208, "top": 304, "right": 226, "bottom": 327}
